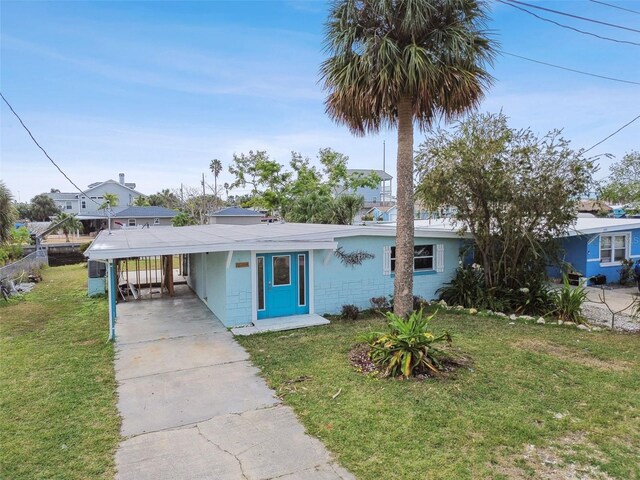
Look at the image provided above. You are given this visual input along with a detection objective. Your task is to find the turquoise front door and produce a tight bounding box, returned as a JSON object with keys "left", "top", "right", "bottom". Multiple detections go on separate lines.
{"left": 257, "top": 252, "right": 309, "bottom": 319}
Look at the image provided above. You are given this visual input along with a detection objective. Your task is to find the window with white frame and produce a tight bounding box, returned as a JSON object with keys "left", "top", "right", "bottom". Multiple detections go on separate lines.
{"left": 153, "top": 218, "right": 160, "bottom": 225}
{"left": 128, "top": 219, "right": 136, "bottom": 227}
{"left": 600, "top": 234, "right": 628, "bottom": 264}
{"left": 391, "top": 245, "right": 434, "bottom": 272}
{"left": 81, "top": 200, "right": 86, "bottom": 209}
{"left": 65, "top": 201, "right": 73, "bottom": 210}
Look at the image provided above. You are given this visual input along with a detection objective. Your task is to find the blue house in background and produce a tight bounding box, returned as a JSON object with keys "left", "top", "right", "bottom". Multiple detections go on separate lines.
{"left": 367, "top": 205, "right": 397, "bottom": 222}
{"left": 609, "top": 205, "right": 626, "bottom": 218}
{"left": 554, "top": 218, "right": 640, "bottom": 284}
{"left": 343, "top": 169, "right": 393, "bottom": 205}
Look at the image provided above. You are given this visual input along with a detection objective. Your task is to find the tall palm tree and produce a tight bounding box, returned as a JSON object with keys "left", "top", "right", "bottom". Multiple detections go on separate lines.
{"left": 54, "top": 212, "right": 84, "bottom": 242}
{"left": 210, "top": 159, "right": 223, "bottom": 210}
{"left": 99, "top": 193, "right": 119, "bottom": 211}
{"left": 0, "top": 181, "right": 16, "bottom": 244}
{"left": 321, "top": 0, "right": 495, "bottom": 316}
{"left": 132, "top": 195, "right": 149, "bottom": 206}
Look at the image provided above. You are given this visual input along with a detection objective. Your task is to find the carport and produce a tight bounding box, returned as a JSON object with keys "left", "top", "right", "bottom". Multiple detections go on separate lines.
{"left": 84, "top": 223, "right": 337, "bottom": 340}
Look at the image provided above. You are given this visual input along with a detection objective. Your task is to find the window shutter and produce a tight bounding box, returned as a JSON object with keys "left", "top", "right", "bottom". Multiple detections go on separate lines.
{"left": 436, "top": 244, "right": 445, "bottom": 273}
{"left": 383, "top": 246, "right": 391, "bottom": 276}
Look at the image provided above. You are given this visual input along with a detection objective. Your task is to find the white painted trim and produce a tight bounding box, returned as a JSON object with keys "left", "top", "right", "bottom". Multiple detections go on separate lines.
{"left": 323, "top": 250, "right": 332, "bottom": 266}
{"left": 107, "top": 260, "right": 114, "bottom": 341}
{"left": 309, "top": 250, "right": 315, "bottom": 314}
{"left": 383, "top": 245, "right": 391, "bottom": 276}
{"left": 600, "top": 261, "right": 624, "bottom": 267}
{"left": 87, "top": 240, "right": 338, "bottom": 260}
{"left": 225, "top": 250, "right": 233, "bottom": 269}
{"left": 297, "top": 254, "right": 306, "bottom": 307}
{"left": 599, "top": 232, "right": 631, "bottom": 265}
{"left": 587, "top": 258, "right": 601, "bottom": 262}
{"left": 250, "top": 251, "right": 257, "bottom": 323}
{"left": 436, "top": 244, "right": 445, "bottom": 273}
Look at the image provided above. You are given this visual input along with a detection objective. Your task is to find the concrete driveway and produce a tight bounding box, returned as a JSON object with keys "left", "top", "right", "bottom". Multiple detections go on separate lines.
{"left": 114, "top": 286, "right": 353, "bottom": 480}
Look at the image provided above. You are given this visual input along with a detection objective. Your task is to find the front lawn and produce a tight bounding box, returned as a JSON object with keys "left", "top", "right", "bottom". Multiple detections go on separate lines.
{"left": 237, "top": 312, "right": 640, "bottom": 479}
{"left": 0, "top": 264, "right": 120, "bottom": 479}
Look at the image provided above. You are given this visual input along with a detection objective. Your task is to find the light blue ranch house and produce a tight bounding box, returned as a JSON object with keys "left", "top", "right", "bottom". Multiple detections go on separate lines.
{"left": 85, "top": 222, "right": 466, "bottom": 336}
{"left": 553, "top": 218, "right": 640, "bottom": 284}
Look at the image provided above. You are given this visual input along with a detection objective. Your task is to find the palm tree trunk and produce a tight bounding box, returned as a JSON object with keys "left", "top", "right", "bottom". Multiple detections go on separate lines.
{"left": 393, "top": 96, "right": 415, "bottom": 317}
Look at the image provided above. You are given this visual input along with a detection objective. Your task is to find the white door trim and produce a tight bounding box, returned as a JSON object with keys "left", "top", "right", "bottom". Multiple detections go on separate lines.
{"left": 250, "top": 250, "right": 257, "bottom": 323}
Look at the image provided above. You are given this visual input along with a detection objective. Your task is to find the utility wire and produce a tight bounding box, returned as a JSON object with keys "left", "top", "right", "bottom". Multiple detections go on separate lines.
{"left": 589, "top": 0, "right": 640, "bottom": 16}
{"left": 497, "top": 0, "right": 640, "bottom": 46}
{"left": 583, "top": 114, "right": 640, "bottom": 153}
{"left": 503, "top": 51, "right": 640, "bottom": 85}
{"left": 505, "top": 0, "right": 640, "bottom": 34}
{"left": 0, "top": 92, "right": 103, "bottom": 207}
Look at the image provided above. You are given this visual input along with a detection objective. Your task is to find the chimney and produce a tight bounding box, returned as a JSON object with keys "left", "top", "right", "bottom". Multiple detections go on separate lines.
{"left": 119, "top": 173, "right": 125, "bottom": 185}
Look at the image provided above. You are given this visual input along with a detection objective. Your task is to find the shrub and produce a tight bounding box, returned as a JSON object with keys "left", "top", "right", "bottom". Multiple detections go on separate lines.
{"left": 551, "top": 275, "right": 588, "bottom": 324}
{"left": 437, "top": 265, "right": 485, "bottom": 309}
{"left": 437, "top": 265, "right": 553, "bottom": 315}
{"left": 413, "top": 295, "right": 428, "bottom": 311}
{"left": 360, "top": 309, "right": 451, "bottom": 378}
{"left": 340, "top": 304, "right": 360, "bottom": 320}
{"left": 620, "top": 258, "right": 635, "bottom": 286}
{"left": 79, "top": 241, "right": 92, "bottom": 254}
{"left": 370, "top": 295, "right": 392, "bottom": 311}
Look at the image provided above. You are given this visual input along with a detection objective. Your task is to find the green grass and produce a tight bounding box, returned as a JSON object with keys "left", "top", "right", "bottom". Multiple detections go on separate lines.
{"left": 237, "top": 311, "right": 640, "bottom": 480}
{"left": 0, "top": 264, "right": 120, "bottom": 480}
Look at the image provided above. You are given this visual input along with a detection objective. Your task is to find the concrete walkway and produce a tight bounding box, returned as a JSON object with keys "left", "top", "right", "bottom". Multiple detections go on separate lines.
{"left": 114, "top": 286, "right": 353, "bottom": 480}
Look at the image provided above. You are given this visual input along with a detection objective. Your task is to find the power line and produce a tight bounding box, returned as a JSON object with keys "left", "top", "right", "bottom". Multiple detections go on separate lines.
{"left": 589, "top": 0, "right": 640, "bottom": 16}
{"left": 583, "top": 114, "right": 640, "bottom": 153}
{"left": 496, "top": 0, "right": 640, "bottom": 46}
{"left": 0, "top": 92, "right": 102, "bottom": 207}
{"left": 503, "top": 51, "right": 640, "bottom": 85}
{"left": 505, "top": 0, "right": 640, "bottom": 34}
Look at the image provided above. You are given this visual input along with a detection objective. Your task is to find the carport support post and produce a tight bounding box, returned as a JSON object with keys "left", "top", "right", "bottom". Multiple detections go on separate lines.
{"left": 107, "top": 260, "right": 117, "bottom": 341}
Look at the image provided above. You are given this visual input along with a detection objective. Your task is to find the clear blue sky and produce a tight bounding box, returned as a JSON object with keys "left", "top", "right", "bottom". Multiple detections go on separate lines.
{"left": 2, "top": 0, "right": 639, "bottom": 201}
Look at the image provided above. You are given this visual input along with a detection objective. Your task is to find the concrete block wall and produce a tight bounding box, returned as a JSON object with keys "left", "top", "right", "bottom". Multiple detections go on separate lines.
{"left": 313, "top": 235, "right": 460, "bottom": 315}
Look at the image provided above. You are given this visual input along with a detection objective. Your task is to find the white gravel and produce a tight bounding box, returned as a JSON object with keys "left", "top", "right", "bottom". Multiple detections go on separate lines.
{"left": 583, "top": 303, "right": 640, "bottom": 333}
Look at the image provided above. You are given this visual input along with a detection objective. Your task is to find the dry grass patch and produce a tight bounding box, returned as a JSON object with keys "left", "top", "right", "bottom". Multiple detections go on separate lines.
{"left": 490, "top": 432, "right": 615, "bottom": 480}
{"left": 513, "top": 339, "right": 631, "bottom": 372}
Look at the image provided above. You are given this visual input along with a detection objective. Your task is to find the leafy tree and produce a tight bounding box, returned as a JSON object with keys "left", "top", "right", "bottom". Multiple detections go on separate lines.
{"left": 228, "top": 148, "right": 378, "bottom": 220}
{"left": 50, "top": 188, "right": 61, "bottom": 193}
{"left": 599, "top": 151, "right": 640, "bottom": 204}
{"left": 15, "top": 202, "right": 31, "bottom": 220}
{"left": 172, "top": 212, "right": 198, "bottom": 227}
{"left": 0, "top": 181, "right": 16, "bottom": 243}
{"left": 132, "top": 196, "right": 150, "bottom": 206}
{"left": 53, "top": 212, "right": 84, "bottom": 242}
{"left": 321, "top": 0, "right": 495, "bottom": 316}
{"left": 29, "top": 193, "right": 60, "bottom": 221}
{"left": 99, "top": 193, "right": 119, "bottom": 210}
{"left": 416, "top": 112, "right": 595, "bottom": 292}
{"left": 148, "top": 189, "right": 182, "bottom": 209}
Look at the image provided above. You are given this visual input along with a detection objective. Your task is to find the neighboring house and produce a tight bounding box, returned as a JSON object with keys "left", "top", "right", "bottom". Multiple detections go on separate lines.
{"left": 367, "top": 205, "right": 397, "bottom": 222}
{"left": 111, "top": 206, "right": 179, "bottom": 228}
{"left": 48, "top": 173, "right": 144, "bottom": 233}
{"left": 207, "top": 206, "right": 265, "bottom": 225}
{"left": 608, "top": 205, "right": 626, "bottom": 218}
{"left": 578, "top": 200, "right": 612, "bottom": 216}
{"left": 80, "top": 206, "right": 179, "bottom": 231}
{"left": 341, "top": 169, "right": 393, "bottom": 206}
{"left": 414, "top": 200, "right": 458, "bottom": 220}
{"left": 85, "top": 222, "right": 465, "bottom": 332}
{"left": 551, "top": 218, "right": 640, "bottom": 284}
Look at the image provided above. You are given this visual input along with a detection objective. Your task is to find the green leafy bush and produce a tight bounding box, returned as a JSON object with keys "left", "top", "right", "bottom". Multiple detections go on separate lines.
{"left": 551, "top": 275, "right": 588, "bottom": 324}
{"left": 619, "top": 258, "right": 635, "bottom": 286}
{"left": 438, "top": 265, "right": 553, "bottom": 315}
{"left": 360, "top": 309, "right": 451, "bottom": 378}
{"left": 370, "top": 296, "right": 392, "bottom": 311}
{"left": 79, "top": 241, "right": 93, "bottom": 254}
{"left": 340, "top": 304, "right": 360, "bottom": 320}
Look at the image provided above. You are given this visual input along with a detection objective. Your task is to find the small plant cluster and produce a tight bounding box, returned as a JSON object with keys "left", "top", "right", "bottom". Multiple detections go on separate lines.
{"left": 438, "top": 265, "right": 555, "bottom": 316}
{"left": 369, "top": 295, "right": 428, "bottom": 312}
{"left": 340, "top": 304, "right": 360, "bottom": 320}
{"left": 550, "top": 276, "right": 588, "bottom": 324}
{"left": 334, "top": 247, "right": 375, "bottom": 267}
{"left": 359, "top": 309, "right": 452, "bottom": 378}
{"left": 619, "top": 258, "right": 635, "bottom": 286}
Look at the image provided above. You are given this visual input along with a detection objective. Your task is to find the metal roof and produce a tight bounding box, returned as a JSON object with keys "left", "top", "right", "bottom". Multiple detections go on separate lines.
{"left": 114, "top": 206, "right": 179, "bottom": 218}
{"left": 568, "top": 217, "right": 640, "bottom": 236}
{"left": 209, "top": 206, "right": 264, "bottom": 217}
{"left": 85, "top": 221, "right": 463, "bottom": 260}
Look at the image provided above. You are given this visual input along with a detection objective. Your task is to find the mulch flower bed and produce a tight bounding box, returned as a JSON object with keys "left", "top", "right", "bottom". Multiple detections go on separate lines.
{"left": 348, "top": 344, "right": 471, "bottom": 380}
